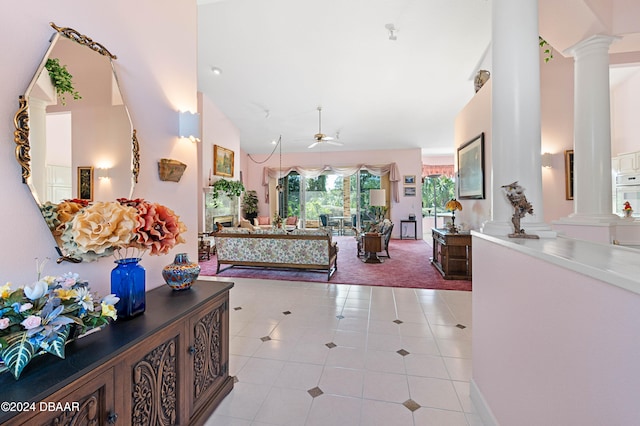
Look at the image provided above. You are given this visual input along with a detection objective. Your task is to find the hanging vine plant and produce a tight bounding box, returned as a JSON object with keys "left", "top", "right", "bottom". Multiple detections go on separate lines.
{"left": 45, "top": 58, "right": 82, "bottom": 105}
{"left": 539, "top": 37, "right": 554, "bottom": 63}
{"left": 210, "top": 179, "right": 245, "bottom": 207}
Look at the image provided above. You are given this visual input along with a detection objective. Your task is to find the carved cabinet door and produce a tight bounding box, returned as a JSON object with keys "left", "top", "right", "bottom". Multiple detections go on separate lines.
{"left": 186, "top": 292, "right": 231, "bottom": 423}
{"left": 4, "top": 367, "right": 118, "bottom": 426}
{"left": 120, "top": 322, "right": 186, "bottom": 426}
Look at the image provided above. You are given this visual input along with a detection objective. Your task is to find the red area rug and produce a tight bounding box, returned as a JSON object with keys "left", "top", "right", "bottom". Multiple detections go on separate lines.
{"left": 199, "top": 236, "right": 471, "bottom": 291}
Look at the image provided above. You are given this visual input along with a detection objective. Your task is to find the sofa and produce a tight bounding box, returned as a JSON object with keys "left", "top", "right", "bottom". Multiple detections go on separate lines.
{"left": 213, "top": 228, "right": 338, "bottom": 280}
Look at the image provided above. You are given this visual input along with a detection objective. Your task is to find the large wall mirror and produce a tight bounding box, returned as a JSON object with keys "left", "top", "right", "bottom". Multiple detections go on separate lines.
{"left": 14, "top": 22, "right": 140, "bottom": 262}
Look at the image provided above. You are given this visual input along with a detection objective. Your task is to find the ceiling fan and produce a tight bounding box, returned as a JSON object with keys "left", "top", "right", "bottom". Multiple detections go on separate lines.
{"left": 308, "top": 106, "right": 343, "bottom": 149}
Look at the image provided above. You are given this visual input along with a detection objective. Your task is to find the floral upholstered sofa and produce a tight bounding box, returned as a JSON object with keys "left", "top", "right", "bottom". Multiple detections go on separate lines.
{"left": 213, "top": 228, "right": 338, "bottom": 280}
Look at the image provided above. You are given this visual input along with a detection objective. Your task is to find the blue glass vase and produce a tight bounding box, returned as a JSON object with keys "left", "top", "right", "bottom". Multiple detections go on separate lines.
{"left": 111, "top": 257, "right": 146, "bottom": 319}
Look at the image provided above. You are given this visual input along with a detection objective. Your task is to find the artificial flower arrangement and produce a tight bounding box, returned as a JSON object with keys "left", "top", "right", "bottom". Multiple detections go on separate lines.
{"left": 40, "top": 198, "right": 187, "bottom": 262}
{"left": 623, "top": 201, "right": 633, "bottom": 212}
{"left": 0, "top": 266, "right": 119, "bottom": 379}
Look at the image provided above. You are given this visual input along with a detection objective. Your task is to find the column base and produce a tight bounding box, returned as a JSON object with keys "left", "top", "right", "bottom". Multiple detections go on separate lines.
{"left": 480, "top": 220, "right": 557, "bottom": 238}
{"left": 557, "top": 213, "right": 621, "bottom": 224}
{"left": 552, "top": 214, "right": 623, "bottom": 244}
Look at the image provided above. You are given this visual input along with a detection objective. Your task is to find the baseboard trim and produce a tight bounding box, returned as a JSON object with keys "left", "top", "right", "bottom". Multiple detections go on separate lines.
{"left": 470, "top": 379, "right": 499, "bottom": 426}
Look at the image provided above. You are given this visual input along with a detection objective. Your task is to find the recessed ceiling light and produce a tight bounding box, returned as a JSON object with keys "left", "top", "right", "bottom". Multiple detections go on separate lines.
{"left": 211, "top": 66, "right": 222, "bottom": 75}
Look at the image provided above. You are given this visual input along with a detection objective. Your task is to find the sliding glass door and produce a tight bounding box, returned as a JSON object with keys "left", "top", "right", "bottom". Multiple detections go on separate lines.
{"left": 278, "top": 170, "right": 382, "bottom": 232}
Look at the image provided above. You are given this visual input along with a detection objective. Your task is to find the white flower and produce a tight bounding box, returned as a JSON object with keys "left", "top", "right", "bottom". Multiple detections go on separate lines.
{"left": 19, "top": 303, "right": 33, "bottom": 312}
{"left": 23, "top": 280, "right": 49, "bottom": 300}
{"left": 100, "top": 294, "right": 120, "bottom": 306}
{"left": 75, "top": 287, "right": 94, "bottom": 311}
{"left": 0, "top": 317, "right": 9, "bottom": 330}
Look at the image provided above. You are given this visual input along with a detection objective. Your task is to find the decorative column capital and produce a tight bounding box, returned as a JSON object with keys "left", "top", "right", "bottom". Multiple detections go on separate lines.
{"left": 564, "top": 34, "right": 620, "bottom": 58}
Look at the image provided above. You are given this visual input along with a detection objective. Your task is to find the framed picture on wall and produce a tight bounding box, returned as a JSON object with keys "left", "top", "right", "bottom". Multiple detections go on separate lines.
{"left": 457, "top": 133, "right": 485, "bottom": 199}
{"left": 77, "top": 166, "right": 94, "bottom": 201}
{"left": 565, "top": 149, "right": 574, "bottom": 200}
{"left": 403, "top": 175, "right": 416, "bottom": 185}
{"left": 404, "top": 186, "right": 416, "bottom": 197}
{"left": 214, "top": 144, "right": 234, "bottom": 177}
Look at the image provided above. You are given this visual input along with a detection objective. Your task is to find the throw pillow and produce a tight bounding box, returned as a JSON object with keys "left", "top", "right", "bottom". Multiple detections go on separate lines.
{"left": 257, "top": 216, "right": 270, "bottom": 225}
{"left": 285, "top": 216, "right": 297, "bottom": 226}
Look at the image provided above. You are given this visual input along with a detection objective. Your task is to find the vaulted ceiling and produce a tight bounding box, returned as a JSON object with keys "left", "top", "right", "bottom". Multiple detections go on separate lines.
{"left": 197, "top": 0, "right": 492, "bottom": 155}
{"left": 197, "top": 0, "right": 640, "bottom": 155}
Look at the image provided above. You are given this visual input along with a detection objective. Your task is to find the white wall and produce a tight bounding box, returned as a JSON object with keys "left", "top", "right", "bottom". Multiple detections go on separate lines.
{"left": 0, "top": 1, "right": 199, "bottom": 295}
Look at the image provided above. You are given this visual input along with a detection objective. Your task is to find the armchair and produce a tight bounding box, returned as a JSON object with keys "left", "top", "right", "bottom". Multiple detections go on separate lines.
{"left": 356, "top": 220, "right": 394, "bottom": 258}
{"left": 254, "top": 216, "right": 272, "bottom": 229}
{"left": 284, "top": 216, "right": 299, "bottom": 230}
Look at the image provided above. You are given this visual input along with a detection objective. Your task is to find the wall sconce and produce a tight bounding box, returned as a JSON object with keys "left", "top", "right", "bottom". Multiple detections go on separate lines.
{"left": 97, "top": 167, "right": 110, "bottom": 180}
{"left": 179, "top": 111, "right": 201, "bottom": 142}
{"left": 541, "top": 152, "right": 553, "bottom": 168}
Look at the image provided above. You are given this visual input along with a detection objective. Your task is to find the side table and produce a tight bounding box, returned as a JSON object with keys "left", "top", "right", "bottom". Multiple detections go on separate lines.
{"left": 362, "top": 233, "right": 383, "bottom": 263}
{"left": 400, "top": 220, "right": 417, "bottom": 239}
{"left": 431, "top": 228, "right": 472, "bottom": 280}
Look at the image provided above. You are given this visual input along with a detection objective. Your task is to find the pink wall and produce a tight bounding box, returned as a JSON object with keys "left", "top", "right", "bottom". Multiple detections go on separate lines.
{"left": 197, "top": 92, "right": 241, "bottom": 231}
{"left": 454, "top": 49, "right": 577, "bottom": 228}
{"left": 612, "top": 67, "right": 640, "bottom": 156}
{"left": 454, "top": 79, "right": 492, "bottom": 230}
{"left": 540, "top": 51, "right": 575, "bottom": 222}
{"left": 0, "top": 1, "right": 199, "bottom": 295}
{"left": 472, "top": 235, "right": 640, "bottom": 425}
{"left": 243, "top": 148, "right": 423, "bottom": 238}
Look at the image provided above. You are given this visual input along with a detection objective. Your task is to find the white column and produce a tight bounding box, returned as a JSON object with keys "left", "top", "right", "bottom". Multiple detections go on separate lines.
{"left": 565, "top": 35, "right": 618, "bottom": 222}
{"left": 481, "top": 0, "right": 554, "bottom": 237}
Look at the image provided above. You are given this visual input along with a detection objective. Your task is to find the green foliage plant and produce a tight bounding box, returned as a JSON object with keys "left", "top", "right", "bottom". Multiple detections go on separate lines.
{"left": 241, "top": 190, "right": 259, "bottom": 215}
{"left": 210, "top": 179, "right": 244, "bottom": 207}
{"left": 44, "top": 58, "right": 82, "bottom": 105}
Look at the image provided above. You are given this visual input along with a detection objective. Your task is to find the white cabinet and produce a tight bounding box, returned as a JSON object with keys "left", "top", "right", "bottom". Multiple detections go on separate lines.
{"left": 613, "top": 151, "right": 640, "bottom": 174}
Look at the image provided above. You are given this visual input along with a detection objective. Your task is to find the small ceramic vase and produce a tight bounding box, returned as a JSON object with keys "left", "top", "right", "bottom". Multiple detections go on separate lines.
{"left": 162, "top": 253, "right": 201, "bottom": 290}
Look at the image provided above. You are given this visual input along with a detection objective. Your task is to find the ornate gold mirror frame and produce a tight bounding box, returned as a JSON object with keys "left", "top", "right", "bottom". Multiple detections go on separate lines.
{"left": 14, "top": 22, "right": 140, "bottom": 262}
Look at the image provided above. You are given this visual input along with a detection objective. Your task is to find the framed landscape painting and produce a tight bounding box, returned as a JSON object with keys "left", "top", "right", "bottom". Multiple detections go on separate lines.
{"left": 214, "top": 145, "right": 234, "bottom": 177}
{"left": 457, "top": 133, "right": 485, "bottom": 199}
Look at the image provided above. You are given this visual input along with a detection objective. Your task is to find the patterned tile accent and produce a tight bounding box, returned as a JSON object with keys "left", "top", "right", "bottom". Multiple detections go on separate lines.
{"left": 234, "top": 306, "right": 242, "bottom": 311}
{"left": 308, "top": 387, "right": 324, "bottom": 398}
{"left": 325, "top": 342, "right": 337, "bottom": 349}
{"left": 283, "top": 310, "right": 292, "bottom": 315}
{"left": 456, "top": 324, "right": 467, "bottom": 329}
{"left": 396, "top": 349, "right": 410, "bottom": 357}
{"left": 336, "top": 315, "right": 345, "bottom": 319}
{"left": 393, "top": 319, "right": 403, "bottom": 324}
{"left": 403, "top": 399, "right": 421, "bottom": 412}
{"left": 260, "top": 336, "right": 272, "bottom": 342}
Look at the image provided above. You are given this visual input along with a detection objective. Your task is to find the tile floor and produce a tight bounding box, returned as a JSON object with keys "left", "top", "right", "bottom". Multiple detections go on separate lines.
{"left": 201, "top": 276, "right": 483, "bottom": 426}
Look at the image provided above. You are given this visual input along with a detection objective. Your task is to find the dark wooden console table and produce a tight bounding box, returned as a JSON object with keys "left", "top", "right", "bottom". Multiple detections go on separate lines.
{"left": 0, "top": 280, "right": 234, "bottom": 426}
{"left": 431, "top": 228, "right": 472, "bottom": 280}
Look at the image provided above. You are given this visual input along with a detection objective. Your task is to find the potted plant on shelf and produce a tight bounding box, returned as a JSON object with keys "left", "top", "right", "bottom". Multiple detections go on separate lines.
{"left": 242, "top": 190, "right": 259, "bottom": 223}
